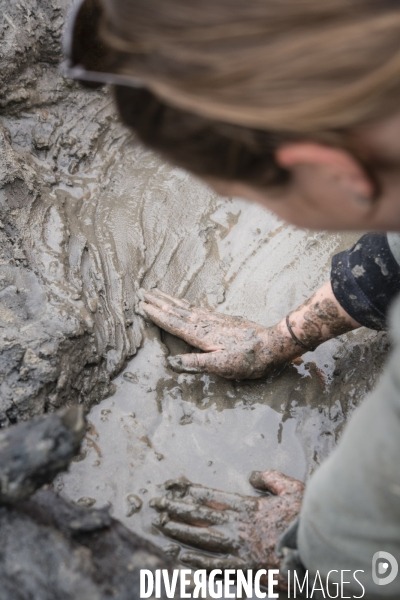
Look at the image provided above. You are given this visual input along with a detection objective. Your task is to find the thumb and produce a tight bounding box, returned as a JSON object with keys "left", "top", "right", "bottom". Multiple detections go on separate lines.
{"left": 168, "top": 351, "right": 232, "bottom": 376}
{"left": 249, "top": 469, "right": 305, "bottom": 496}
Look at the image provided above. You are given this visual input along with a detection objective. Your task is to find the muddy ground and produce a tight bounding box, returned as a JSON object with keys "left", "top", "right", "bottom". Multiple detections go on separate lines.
{"left": 0, "top": 0, "right": 390, "bottom": 569}
{"left": 0, "top": 408, "right": 180, "bottom": 600}
{"left": 55, "top": 208, "right": 389, "bottom": 551}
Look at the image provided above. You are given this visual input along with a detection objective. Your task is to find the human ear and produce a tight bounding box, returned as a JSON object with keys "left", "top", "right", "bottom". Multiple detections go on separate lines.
{"left": 276, "top": 142, "right": 375, "bottom": 203}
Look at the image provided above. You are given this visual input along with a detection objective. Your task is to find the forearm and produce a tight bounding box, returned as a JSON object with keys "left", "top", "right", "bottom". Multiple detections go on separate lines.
{"left": 286, "top": 280, "right": 360, "bottom": 343}
{"left": 267, "top": 232, "right": 400, "bottom": 372}
{"left": 266, "top": 281, "right": 361, "bottom": 367}
{"left": 142, "top": 234, "right": 400, "bottom": 380}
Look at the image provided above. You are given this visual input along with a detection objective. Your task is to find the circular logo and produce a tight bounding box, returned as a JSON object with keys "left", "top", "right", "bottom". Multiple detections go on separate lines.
{"left": 372, "top": 552, "right": 399, "bottom": 586}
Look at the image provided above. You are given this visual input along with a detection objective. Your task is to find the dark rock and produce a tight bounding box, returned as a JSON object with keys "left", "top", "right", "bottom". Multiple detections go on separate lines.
{"left": 0, "top": 406, "right": 85, "bottom": 504}
{"left": 0, "top": 410, "right": 181, "bottom": 600}
{"left": 0, "top": 490, "right": 179, "bottom": 600}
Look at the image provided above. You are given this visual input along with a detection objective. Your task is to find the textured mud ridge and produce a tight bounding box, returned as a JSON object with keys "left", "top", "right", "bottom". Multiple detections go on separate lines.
{"left": 0, "top": 0, "right": 381, "bottom": 426}
{"left": 0, "top": 0, "right": 392, "bottom": 590}
{"left": 0, "top": 0, "right": 130, "bottom": 423}
{"left": 58, "top": 323, "right": 389, "bottom": 553}
{"left": 1, "top": 0, "right": 390, "bottom": 534}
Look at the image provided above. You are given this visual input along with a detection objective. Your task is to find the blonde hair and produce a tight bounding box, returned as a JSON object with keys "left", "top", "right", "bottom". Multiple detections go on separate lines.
{"left": 100, "top": 0, "right": 400, "bottom": 133}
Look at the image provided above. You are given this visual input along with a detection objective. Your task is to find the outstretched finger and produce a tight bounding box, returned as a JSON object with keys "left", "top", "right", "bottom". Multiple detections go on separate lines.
{"left": 150, "top": 496, "right": 230, "bottom": 526}
{"left": 140, "top": 303, "right": 221, "bottom": 351}
{"left": 249, "top": 469, "right": 305, "bottom": 496}
{"left": 189, "top": 485, "right": 255, "bottom": 512}
{"left": 141, "top": 289, "right": 229, "bottom": 327}
{"left": 180, "top": 551, "right": 246, "bottom": 571}
{"left": 155, "top": 519, "right": 235, "bottom": 553}
{"left": 147, "top": 288, "right": 191, "bottom": 309}
{"left": 168, "top": 351, "right": 230, "bottom": 375}
{"left": 140, "top": 302, "right": 195, "bottom": 341}
{"left": 141, "top": 290, "right": 191, "bottom": 318}
{"left": 164, "top": 477, "right": 191, "bottom": 496}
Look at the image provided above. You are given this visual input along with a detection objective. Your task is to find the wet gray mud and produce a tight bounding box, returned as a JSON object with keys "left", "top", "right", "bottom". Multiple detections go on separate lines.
{"left": 0, "top": 0, "right": 388, "bottom": 560}
{"left": 0, "top": 409, "right": 179, "bottom": 600}
{"left": 56, "top": 207, "right": 390, "bottom": 550}
{"left": 0, "top": 0, "right": 390, "bottom": 564}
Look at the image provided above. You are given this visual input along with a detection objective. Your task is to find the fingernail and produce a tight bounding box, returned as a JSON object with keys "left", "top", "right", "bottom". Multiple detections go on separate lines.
{"left": 168, "top": 356, "right": 183, "bottom": 370}
{"left": 150, "top": 496, "right": 167, "bottom": 510}
{"left": 164, "top": 477, "right": 190, "bottom": 494}
{"left": 248, "top": 471, "right": 262, "bottom": 484}
{"left": 164, "top": 543, "right": 180, "bottom": 557}
{"left": 159, "top": 513, "right": 169, "bottom": 526}
{"left": 168, "top": 356, "right": 203, "bottom": 374}
{"left": 248, "top": 471, "right": 270, "bottom": 492}
{"left": 249, "top": 470, "right": 262, "bottom": 479}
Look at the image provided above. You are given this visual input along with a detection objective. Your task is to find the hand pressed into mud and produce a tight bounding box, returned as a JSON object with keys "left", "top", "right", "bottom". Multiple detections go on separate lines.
{"left": 150, "top": 470, "right": 304, "bottom": 587}
{"left": 139, "top": 289, "right": 295, "bottom": 379}
{"left": 139, "top": 285, "right": 360, "bottom": 380}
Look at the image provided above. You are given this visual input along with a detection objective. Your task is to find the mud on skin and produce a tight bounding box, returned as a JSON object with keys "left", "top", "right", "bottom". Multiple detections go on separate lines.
{"left": 139, "top": 288, "right": 291, "bottom": 379}
{"left": 0, "top": 1, "right": 392, "bottom": 596}
{"left": 151, "top": 470, "right": 304, "bottom": 591}
{"left": 140, "top": 288, "right": 357, "bottom": 380}
{"left": 0, "top": 0, "right": 384, "bottom": 429}
{"left": 299, "top": 298, "right": 356, "bottom": 347}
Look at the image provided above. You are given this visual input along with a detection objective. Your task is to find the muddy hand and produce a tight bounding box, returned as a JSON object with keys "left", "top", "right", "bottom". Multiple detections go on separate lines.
{"left": 139, "top": 288, "right": 287, "bottom": 379}
{"left": 139, "top": 283, "right": 361, "bottom": 380}
{"left": 150, "top": 470, "right": 304, "bottom": 584}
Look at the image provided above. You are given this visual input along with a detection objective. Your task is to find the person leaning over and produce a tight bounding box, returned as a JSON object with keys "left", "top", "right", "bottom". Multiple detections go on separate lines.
{"left": 65, "top": 1, "right": 400, "bottom": 597}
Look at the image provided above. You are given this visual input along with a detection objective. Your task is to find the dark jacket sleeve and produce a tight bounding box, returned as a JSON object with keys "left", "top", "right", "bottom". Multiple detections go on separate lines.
{"left": 330, "top": 233, "right": 400, "bottom": 330}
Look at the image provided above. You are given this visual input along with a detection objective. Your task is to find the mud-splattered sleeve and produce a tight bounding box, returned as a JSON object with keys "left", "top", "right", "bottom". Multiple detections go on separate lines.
{"left": 330, "top": 233, "right": 400, "bottom": 330}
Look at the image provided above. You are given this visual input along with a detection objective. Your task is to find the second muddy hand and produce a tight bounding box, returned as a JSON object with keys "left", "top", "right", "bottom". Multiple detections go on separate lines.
{"left": 139, "top": 285, "right": 359, "bottom": 380}
{"left": 150, "top": 469, "right": 304, "bottom": 589}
